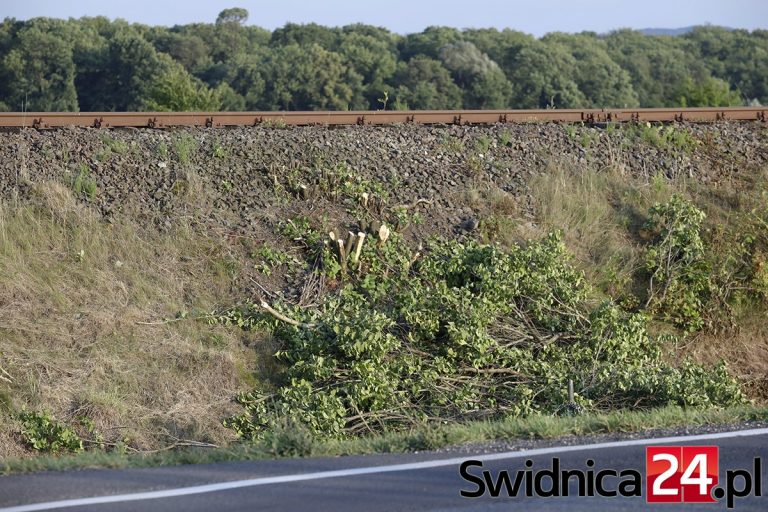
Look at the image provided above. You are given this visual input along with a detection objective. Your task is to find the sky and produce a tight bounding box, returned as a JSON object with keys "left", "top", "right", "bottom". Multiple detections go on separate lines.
{"left": 1, "top": 0, "right": 767, "bottom": 35}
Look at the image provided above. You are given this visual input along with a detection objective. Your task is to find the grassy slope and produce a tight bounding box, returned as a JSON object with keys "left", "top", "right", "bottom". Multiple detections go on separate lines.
{"left": 0, "top": 183, "right": 265, "bottom": 458}
{"left": 1, "top": 123, "right": 766, "bottom": 464}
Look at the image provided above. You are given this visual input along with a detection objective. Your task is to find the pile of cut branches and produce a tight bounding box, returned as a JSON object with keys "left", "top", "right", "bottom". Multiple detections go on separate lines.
{"left": 217, "top": 231, "right": 743, "bottom": 440}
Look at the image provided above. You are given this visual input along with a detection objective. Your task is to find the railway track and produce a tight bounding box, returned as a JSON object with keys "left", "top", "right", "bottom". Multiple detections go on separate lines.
{"left": 0, "top": 107, "right": 766, "bottom": 129}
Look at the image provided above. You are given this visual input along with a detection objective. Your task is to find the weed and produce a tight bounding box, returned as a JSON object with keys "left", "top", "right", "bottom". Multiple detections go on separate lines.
{"left": 261, "top": 119, "right": 288, "bottom": 129}
{"left": 564, "top": 124, "right": 578, "bottom": 140}
{"left": 644, "top": 194, "right": 709, "bottom": 332}
{"left": 6, "top": 405, "right": 764, "bottom": 474}
{"left": 100, "top": 134, "right": 128, "bottom": 155}
{"left": 254, "top": 245, "right": 290, "bottom": 275}
{"left": 626, "top": 123, "right": 699, "bottom": 154}
{"left": 317, "top": 164, "right": 387, "bottom": 202}
{"left": 156, "top": 141, "right": 169, "bottom": 160}
{"left": 440, "top": 135, "right": 464, "bottom": 154}
{"left": 475, "top": 135, "right": 492, "bottom": 154}
{"left": 466, "top": 154, "right": 484, "bottom": 174}
{"left": 498, "top": 130, "right": 512, "bottom": 147}
{"left": 211, "top": 142, "right": 227, "bottom": 159}
{"left": 72, "top": 163, "right": 97, "bottom": 200}
{"left": 580, "top": 130, "right": 599, "bottom": 149}
{"left": 0, "top": 183, "right": 257, "bottom": 456}
{"left": 173, "top": 132, "right": 198, "bottom": 165}
{"left": 279, "top": 216, "right": 323, "bottom": 249}
{"left": 390, "top": 205, "right": 422, "bottom": 230}
{"left": 479, "top": 214, "right": 517, "bottom": 245}
{"left": 377, "top": 90, "right": 389, "bottom": 111}
{"left": 17, "top": 411, "right": 83, "bottom": 454}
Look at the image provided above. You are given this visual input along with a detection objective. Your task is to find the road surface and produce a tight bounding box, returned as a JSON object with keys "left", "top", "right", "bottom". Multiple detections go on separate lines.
{"left": 1, "top": 427, "right": 766, "bottom": 511}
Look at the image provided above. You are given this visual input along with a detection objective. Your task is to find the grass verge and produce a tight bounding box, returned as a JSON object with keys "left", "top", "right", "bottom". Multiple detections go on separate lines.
{"left": 3, "top": 404, "right": 766, "bottom": 475}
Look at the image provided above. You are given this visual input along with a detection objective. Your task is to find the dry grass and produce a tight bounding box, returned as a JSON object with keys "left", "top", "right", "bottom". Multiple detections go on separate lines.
{"left": 529, "top": 164, "right": 682, "bottom": 300}
{"left": 0, "top": 182, "right": 262, "bottom": 458}
{"left": 687, "top": 315, "right": 768, "bottom": 402}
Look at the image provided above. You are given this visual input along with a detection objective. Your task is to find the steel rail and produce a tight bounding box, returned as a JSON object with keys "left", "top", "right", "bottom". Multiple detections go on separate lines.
{"left": 0, "top": 107, "right": 765, "bottom": 129}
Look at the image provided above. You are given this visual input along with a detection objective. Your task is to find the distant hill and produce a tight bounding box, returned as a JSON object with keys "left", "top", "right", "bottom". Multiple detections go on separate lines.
{"left": 639, "top": 25, "right": 733, "bottom": 36}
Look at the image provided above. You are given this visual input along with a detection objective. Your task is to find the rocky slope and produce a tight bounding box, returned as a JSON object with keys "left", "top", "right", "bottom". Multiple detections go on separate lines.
{"left": 2, "top": 122, "right": 765, "bottom": 240}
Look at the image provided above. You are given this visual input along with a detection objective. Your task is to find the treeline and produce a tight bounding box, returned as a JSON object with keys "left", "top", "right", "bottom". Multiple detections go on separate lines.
{"left": 0, "top": 8, "right": 766, "bottom": 112}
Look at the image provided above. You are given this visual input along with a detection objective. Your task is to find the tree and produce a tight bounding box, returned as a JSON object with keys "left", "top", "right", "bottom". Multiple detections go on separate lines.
{"left": 0, "top": 18, "right": 78, "bottom": 111}
{"left": 463, "top": 28, "right": 533, "bottom": 69}
{"left": 80, "top": 29, "right": 168, "bottom": 111}
{"left": 675, "top": 76, "right": 742, "bottom": 107}
{"left": 542, "top": 33, "right": 638, "bottom": 108}
{"left": 261, "top": 44, "right": 363, "bottom": 110}
{"left": 399, "top": 26, "right": 462, "bottom": 60}
{"left": 505, "top": 40, "right": 586, "bottom": 108}
{"left": 223, "top": 51, "right": 268, "bottom": 109}
{"left": 605, "top": 29, "right": 707, "bottom": 107}
{"left": 438, "top": 41, "right": 512, "bottom": 108}
{"left": 337, "top": 31, "right": 399, "bottom": 109}
{"left": 270, "top": 23, "right": 340, "bottom": 49}
{"left": 143, "top": 59, "right": 222, "bottom": 111}
{"left": 150, "top": 32, "right": 211, "bottom": 73}
{"left": 392, "top": 57, "right": 463, "bottom": 109}
{"left": 685, "top": 27, "right": 768, "bottom": 104}
{"left": 216, "top": 8, "right": 248, "bottom": 26}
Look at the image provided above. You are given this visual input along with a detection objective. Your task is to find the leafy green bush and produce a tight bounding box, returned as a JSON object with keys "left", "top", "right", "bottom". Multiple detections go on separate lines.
{"left": 218, "top": 232, "right": 742, "bottom": 441}
{"left": 644, "top": 194, "right": 710, "bottom": 331}
{"left": 17, "top": 411, "right": 84, "bottom": 453}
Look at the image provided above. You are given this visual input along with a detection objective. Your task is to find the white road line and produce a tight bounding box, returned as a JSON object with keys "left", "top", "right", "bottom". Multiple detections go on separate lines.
{"left": 2, "top": 427, "right": 767, "bottom": 512}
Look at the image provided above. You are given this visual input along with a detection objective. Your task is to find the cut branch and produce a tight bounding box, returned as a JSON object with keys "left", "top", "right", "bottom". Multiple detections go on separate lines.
{"left": 259, "top": 300, "right": 317, "bottom": 329}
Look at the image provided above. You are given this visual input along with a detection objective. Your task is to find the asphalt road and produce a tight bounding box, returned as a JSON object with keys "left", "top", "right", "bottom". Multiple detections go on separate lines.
{"left": 1, "top": 428, "right": 766, "bottom": 512}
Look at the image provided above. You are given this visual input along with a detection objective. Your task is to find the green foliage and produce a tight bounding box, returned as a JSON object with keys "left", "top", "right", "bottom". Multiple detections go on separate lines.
{"left": 216, "top": 8, "right": 249, "bottom": 26}
{"left": 0, "top": 19, "right": 78, "bottom": 111}
{"left": 173, "top": 132, "right": 198, "bottom": 165}
{"left": 278, "top": 216, "right": 324, "bottom": 249}
{"left": 17, "top": 411, "right": 84, "bottom": 454}
{"left": 144, "top": 63, "right": 222, "bottom": 112}
{"left": 100, "top": 134, "right": 129, "bottom": 154}
{"left": 0, "top": 18, "right": 764, "bottom": 111}
{"left": 675, "top": 76, "right": 743, "bottom": 107}
{"left": 211, "top": 141, "right": 227, "bottom": 158}
{"left": 156, "top": 141, "right": 169, "bottom": 160}
{"left": 72, "top": 163, "right": 97, "bottom": 200}
{"left": 475, "top": 135, "right": 492, "bottom": 154}
{"left": 218, "top": 233, "right": 742, "bottom": 440}
{"left": 579, "top": 130, "right": 599, "bottom": 149}
{"left": 627, "top": 124, "right": 699, "bottom": 154}
{"left": 644, "top": 194, "right": 710, "bottom": 331}
{"left": 254, "top": 245, "right": 290, "bottom": 275}
{"left": 261, "top": 43, "right": 363, "bottom": 110}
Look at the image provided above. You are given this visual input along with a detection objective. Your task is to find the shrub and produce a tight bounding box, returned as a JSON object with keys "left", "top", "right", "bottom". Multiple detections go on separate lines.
{"left": 17, "top": 410, "right": 83, "bottom": 453}
{"left": 644, "top": 194, "right": 710, "bottom": 332}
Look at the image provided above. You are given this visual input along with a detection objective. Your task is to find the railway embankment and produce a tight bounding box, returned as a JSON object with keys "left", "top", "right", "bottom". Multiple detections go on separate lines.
{"left": 1, "top": 121, "right": 766, "bottom": 460}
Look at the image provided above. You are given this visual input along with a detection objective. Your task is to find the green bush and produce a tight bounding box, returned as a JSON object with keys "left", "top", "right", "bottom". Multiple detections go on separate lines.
{"left": 644, "top": 194, "right": 710, "bottom": 331}
{"left": 17, "top": 411, "right": 84, "bottom": 453}
{"left": 218, "top": 232, "right": 742, "bottom": 440}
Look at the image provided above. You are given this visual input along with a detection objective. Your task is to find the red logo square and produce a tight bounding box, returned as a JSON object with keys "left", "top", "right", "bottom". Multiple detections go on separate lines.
{"left": 646, "top": 446, "right": 718, "bottom": 503}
